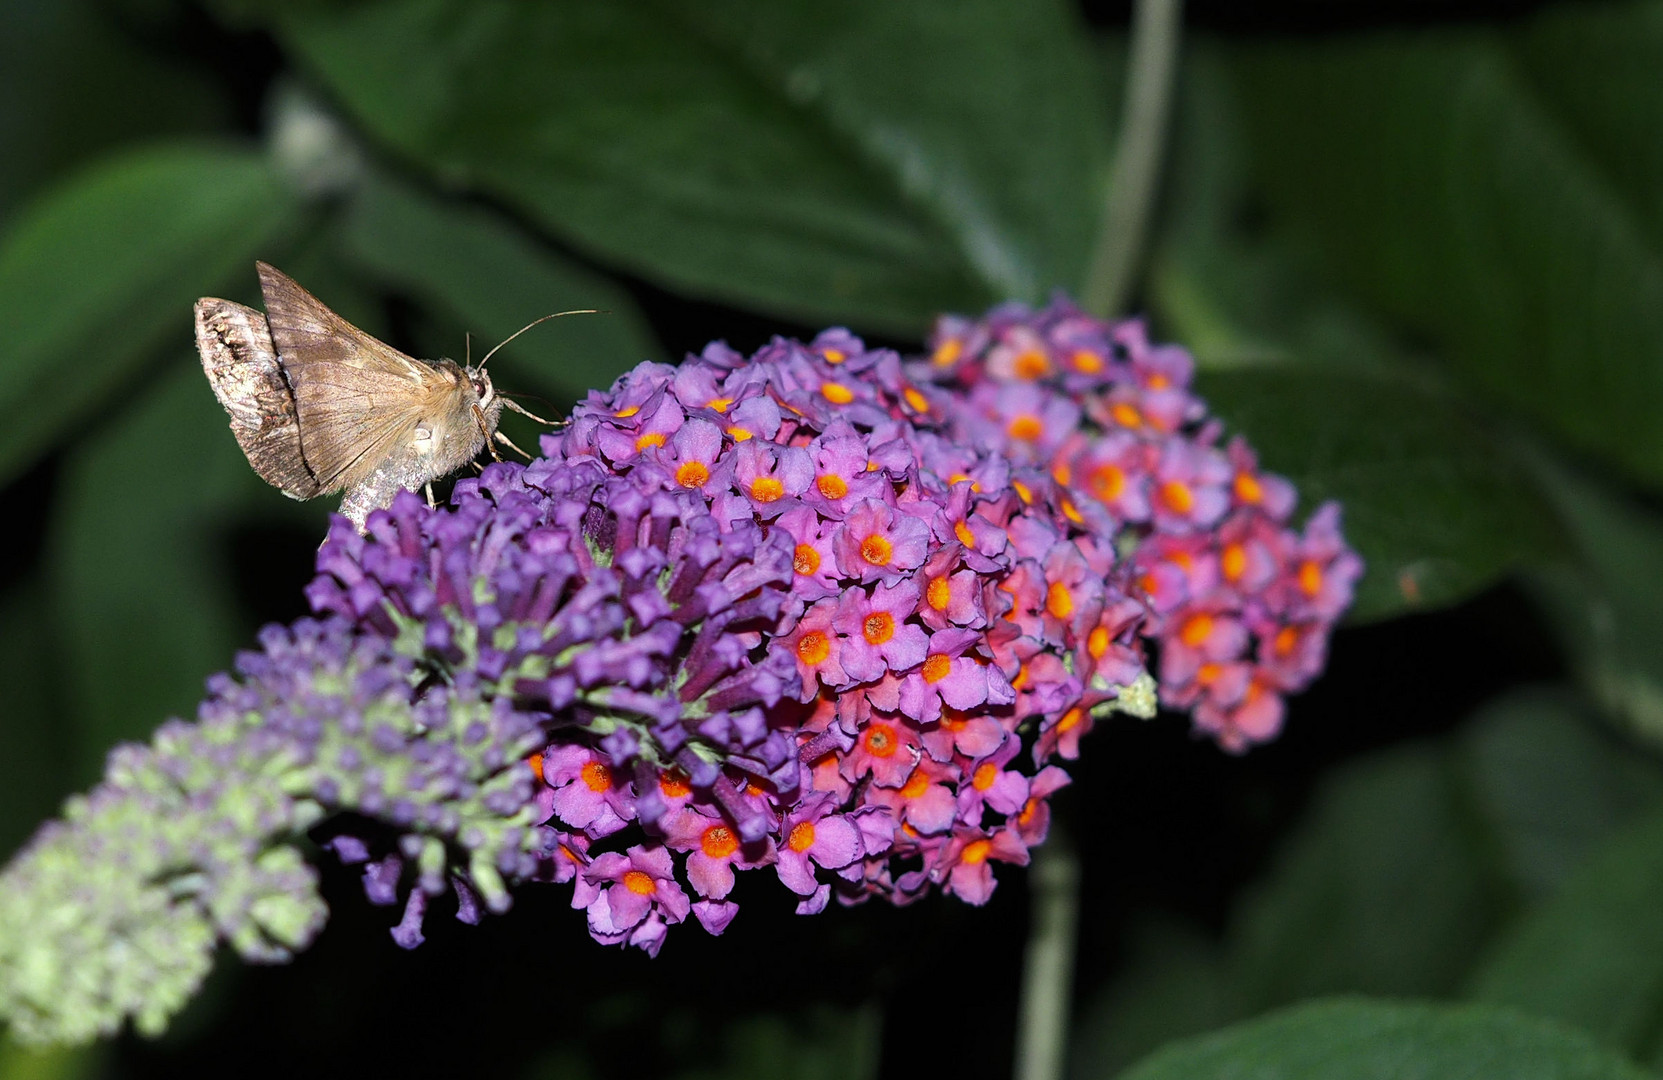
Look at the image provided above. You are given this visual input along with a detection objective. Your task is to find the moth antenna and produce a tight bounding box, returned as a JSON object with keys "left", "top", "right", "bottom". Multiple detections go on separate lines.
{"left": 494, "top": 429, "right": 534, "bottom": 461}
{"left": 476, "top": 309, "right": 603, "bottom": 372}
{"left": 465, "top": 332, "right": 472, "bottom": 368}
{"left": 424, "top": 482, "right": 437, "bottom": 510}
{"left": 503, "top": 397, "right": 559, "bottom": 425}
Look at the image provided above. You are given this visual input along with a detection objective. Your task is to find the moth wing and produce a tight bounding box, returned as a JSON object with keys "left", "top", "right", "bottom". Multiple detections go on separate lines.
{"left": 256, "top": 261, "right": 461, "bottom": 493}
{"left": 194, "top": 296, "right": 321, "bottom": 498}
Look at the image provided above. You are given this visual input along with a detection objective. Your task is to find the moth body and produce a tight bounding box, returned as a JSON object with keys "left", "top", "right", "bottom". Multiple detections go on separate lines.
{"left": 196, "top": 262, "right": 508, "bottom": 531}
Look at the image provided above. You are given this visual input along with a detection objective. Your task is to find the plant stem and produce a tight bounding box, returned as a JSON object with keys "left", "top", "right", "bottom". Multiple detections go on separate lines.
{"left": 1082, "top": 0, "right": 1186, "bottom": 318}
{"left": 1013, "top": 837, "right": 1080, "bottom": 1080}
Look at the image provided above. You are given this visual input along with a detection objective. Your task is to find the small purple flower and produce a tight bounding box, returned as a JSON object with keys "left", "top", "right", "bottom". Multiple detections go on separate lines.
{"left": 834, "top": 499, "right": 932, "bottom": 583}
{"left": 831, "top": 580, "right": 929, "bottom": 683}
{"left": 542, "top": 745, "right": 636, "bottom": 838}
{"left": 776, "top": 797, "right": 865, "bottom": 896}
{"left": 898, "top": 629, "right": 1015, "bottom": 725}
{"left": 573, "top": 844, "right": 691, "bottom": 957}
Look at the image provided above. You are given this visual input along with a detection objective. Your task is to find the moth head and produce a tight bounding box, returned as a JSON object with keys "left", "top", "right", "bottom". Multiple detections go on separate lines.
{"left": 469, "top": 366, "right": 496, "bottom": 411}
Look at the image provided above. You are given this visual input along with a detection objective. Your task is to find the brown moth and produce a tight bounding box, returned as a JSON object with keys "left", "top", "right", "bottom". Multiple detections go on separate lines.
{"left": 196, "top": 262, "right": 562, "bottom": 530}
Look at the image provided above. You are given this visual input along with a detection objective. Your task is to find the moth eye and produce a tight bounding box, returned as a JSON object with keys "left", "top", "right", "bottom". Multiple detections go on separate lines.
{"left": 414, "top": 424, "right": 433, "bottom": 443}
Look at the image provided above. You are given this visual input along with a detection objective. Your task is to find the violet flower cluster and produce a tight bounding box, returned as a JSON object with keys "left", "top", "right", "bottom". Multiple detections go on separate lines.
{"left": 0, "top": 298, "right": 1357, "bottom": 1046}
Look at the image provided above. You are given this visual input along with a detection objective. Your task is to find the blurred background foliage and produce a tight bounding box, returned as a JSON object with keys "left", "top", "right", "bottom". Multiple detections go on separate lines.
{"left": 2, "top": 0, "right": 1663, "bottom": 1077}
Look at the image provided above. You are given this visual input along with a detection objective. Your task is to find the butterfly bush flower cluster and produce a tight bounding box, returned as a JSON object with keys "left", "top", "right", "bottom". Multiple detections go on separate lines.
{"left": 928, "top": 299, "right": 1361, "bottom": 750}
{"left": 0, "top": 297, "right": 1357, "bottom": 1045}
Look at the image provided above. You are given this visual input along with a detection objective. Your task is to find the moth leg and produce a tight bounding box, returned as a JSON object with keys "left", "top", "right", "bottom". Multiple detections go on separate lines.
{"left": 503, "top": 397, "right": 559, "bottom": 425}
{"left": 494, "top": 429, "right": 533, "bottom": 461}
{"left": 425, "top": 482, "right": 436, "bottom": 510}
{"left": 473, "top": 403, "right": 503, "bottom": 462}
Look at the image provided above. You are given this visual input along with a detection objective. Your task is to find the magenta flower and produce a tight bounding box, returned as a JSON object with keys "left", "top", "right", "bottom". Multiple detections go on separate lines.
{"left": 803, "top": 422, "right": 887, "bottom": 516}
{"left": 732, "top": 439, "right": 813, "bottom": 516}
{"left": 776, "top": 796, "right": 867, "bottom": 898}
{"left": 863, "top": 758, "right": 961, "bottom": 835}
{"left": 542, "top": 745, "right": 636, "bottom": 838}
{"left": 834, "top": 499, "right": 932, "bottom": 582}
{"left": 783, "top": 599, "right": 849, "bottom": 699}
{"left": 1148, "top": 440, "right": 1231, "bottom": 533}
{"left": 832, "top": 580, "right": 930, "bottom": 683}
{"left": 898, "top": 628, "right": 1015, "bottom": 725}
{"left": 573, "top": 844, "right": 691, "bottom": 957}
{"left": 955, "top": 736, "right": 1030, "bottom": 828}
{"left": 939, "top": 827, "right": 1029, "bottom": 905}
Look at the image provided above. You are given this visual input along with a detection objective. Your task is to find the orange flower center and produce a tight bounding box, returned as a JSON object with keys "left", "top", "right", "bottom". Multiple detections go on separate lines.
{"left": 582, "top": 761, "right": 612, "bottom": 792}
{"left": 903, "top": 387, "right": 929, "bottom": 413}
{"left": 954, "top": 519, "right": 976, "bottom": 547}
{"left": 1180, "top": 613, "right": 1214, "bottom": 648}
{"left": 1299, "top": 560, "right": 1324, "bottom": 597}
{"left": 750, "top": 476, "right": 785, "bottom": 502}
{"left": 1088, "top": 625, "right": 1111, "bottom": 659}
{"left": 817, "top": 474, "right": 848, "bottom": 500}
{"left": 706, "top": 396, "right": 733, "bottom": 412}
{"left": 788, "top": 821, "right": 817, "bottom": 853}
{"left": 922, "top": 654, "right": 952, "bottom": 683}
{"left": 793, "top": 544, "right": 821, "bottom": 576}
{"left": 962, "top": 839, "right": 992, "bottom": 865}
{"left": 1046, "top": 581, "right": 1073, "bottom": 619}
{"left": 927, "top": 575, "right": 952, "bottom": 611}
{"left": 1013, "top": 349, "right": 1050, "bottom": 380}
{"left": 1159, "top": 480, "right": 1195, "bottom": 515}
{"left": 797, "top": 630, "right": 831, "bottom": 665}
{"left": 675, "top": 461, "right": 709, "bottom": 488}
{"left": 1275, "top": 625, "right": 1300, "bottom": 656}
{"left": 900, "top": 769, "right": 931, "bottom": 798}
{"left": 623, "top": 870, "right": 656, "bottom": 896}
{"left": 1234, "top": 472, "right": 1263, "bottom": 504}
{"left": 1071, "top": 349, "right": 1104, "bottom": 374}
{"left": 1110, "top": 402, "right": 1143, "bottom": 428}
{"left": 1088, "top": 464, "right": 1125, "bottom": 501}
{"left": 701, "top": 824, "right": 739, "bottom": 859}
{"left": 862, "top": 722, "right": 898, "bottom": 757}
{"left": 861, "top": 534, "right": 893, "bottom": 566}
{"left": 1007, "top": 414, "right": 1043, "bottom": 441}
{"left": 527, "top": 752, "right": 545, "bottom": 783}
{"left": 932, "top": 339, "right": 963, "bottom": 367}
{"left": 821, "top": 348, "right": 846, "bottom": 365}
{"left": 1058, "top": 706, "right": 1083, "bottom": 732}
{"left": 1221, "top": 543, "right": 1248, "bottom": 581}
{"left": 659, "top": 770, "right": 691, "bottom": 798}
{"left": 635, "top": 431, "right": 666, "bottom": 451}
{"left": 821, "top": 381, "right": 854, "bottom": 404}
{"left": 863, "top": 612, "right": 895, "bottom": 645}
{"left": 972, "top": 762, "right": 998, "bottom": 791}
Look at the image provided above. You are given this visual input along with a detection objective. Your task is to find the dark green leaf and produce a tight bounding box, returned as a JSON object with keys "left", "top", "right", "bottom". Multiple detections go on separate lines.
{"left": 1229, "top": 11, "right": 1663, "bottom": 486}
{"left": 48, "top": 364, "right": 325, "bottom": 781}
{"left": 338, "top": 173, "right": 660, "bottom": 403}
{"left": 0, "top": 579, "right": 69, "bottom": 860}
{"left": 1224, "top": 744, "right": 1499, "bottom": 1011}
{"left": 1116, "top": 999, "right": 1651, "bottom": 1080}
{"left": 1070, "top": 921, "right": 1231, "bottom": 1080}
{"left": 1459, "top": 687, "right": 1663, "bottom": 902}
{"left": 279, "top": 0, "right": 1112, "bottom": 332}
{"left": 1523, "top": 459, "right": 1663, "bottom": 747}
{"left": 1196, "top": 368, "right": 1565, "bottom": 622}
{"left": 1469, "top": 808, "right": 1663, "bottom": 1067}
{"left": 0, "top": 143, "right": 300, "bottom": 488}
{"left": 0, "top": 0, "right": 228, "bottom": 219}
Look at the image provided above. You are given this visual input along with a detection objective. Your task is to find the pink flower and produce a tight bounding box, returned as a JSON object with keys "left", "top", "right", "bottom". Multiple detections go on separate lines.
{"left": 573, "top": 844, "right": 691, "bottom": 956}
{"left": 832, "top": 580, "right": 930, "bottom": 683}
